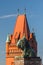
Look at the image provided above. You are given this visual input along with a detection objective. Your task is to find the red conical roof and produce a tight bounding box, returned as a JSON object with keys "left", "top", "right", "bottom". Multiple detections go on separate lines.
{"left": 11, "top": 14, "right": 30, "bottom": 44}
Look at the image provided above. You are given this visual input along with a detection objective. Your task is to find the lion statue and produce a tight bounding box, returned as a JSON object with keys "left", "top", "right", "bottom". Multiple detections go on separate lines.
{"left": 16, "top": 36, "right": 36, "bottom": 58}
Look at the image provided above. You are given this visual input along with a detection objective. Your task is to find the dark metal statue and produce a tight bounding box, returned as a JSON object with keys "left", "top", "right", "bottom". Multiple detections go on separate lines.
{"left": 17, "top": 36, "right": 36, "bottom": 58}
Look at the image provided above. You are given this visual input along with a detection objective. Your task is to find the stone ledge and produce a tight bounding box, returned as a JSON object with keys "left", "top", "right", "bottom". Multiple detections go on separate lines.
{"left": 14, "top": 57, "right": 41, "bottom": 65}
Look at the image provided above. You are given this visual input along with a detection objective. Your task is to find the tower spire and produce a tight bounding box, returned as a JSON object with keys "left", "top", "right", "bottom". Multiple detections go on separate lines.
{"left": 11, "top": 14, "right": 30, "bottom": 44}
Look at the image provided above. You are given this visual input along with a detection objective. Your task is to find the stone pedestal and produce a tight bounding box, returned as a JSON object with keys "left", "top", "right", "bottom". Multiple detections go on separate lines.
{"left": 14, "top": 57, "right": 41, "bottom": 65}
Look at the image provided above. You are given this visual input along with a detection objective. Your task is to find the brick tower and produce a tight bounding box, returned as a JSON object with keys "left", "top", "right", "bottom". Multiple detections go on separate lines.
{"left": 6, "top": 14, "right": 37, "bottom": 65}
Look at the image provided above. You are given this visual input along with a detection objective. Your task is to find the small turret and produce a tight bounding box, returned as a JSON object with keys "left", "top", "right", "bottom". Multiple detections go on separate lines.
{"left": 6, "top": 34, "right": 10, "bottom": 56}
{"left": 6, "top": 34, "right": 10, "bottom": 43}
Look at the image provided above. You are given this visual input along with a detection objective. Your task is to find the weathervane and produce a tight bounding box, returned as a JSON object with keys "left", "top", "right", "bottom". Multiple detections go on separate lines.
{"left": 24, "top": 8, "right": 26, "bottom": 14}
{"left": 32, "top": 28, "right": 35, "bottom": 33}
{"left": 17, "top": 8, "right": 19, "bottom": 15}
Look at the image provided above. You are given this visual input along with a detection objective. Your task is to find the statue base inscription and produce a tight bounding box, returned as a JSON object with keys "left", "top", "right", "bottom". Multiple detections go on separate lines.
{"left": 14, "top": 57, "right": 41, "bottom": 65}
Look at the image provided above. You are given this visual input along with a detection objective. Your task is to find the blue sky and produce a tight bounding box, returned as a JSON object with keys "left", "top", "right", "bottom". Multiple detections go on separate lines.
{"left": 0, "top": 0, "right": 43, "bottom": 65}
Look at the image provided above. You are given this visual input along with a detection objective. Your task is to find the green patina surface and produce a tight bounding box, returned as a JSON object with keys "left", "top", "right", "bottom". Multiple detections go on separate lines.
{"left": 17, "top": 36, "right": 36, "bottom": 58}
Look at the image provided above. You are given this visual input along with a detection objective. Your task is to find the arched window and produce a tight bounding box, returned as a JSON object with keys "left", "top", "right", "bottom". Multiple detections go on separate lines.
{"left": 18, "top": 33, "right": 20, "bottom": 40}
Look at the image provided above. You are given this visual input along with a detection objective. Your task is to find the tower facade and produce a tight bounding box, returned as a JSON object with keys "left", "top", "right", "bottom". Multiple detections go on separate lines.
{"left": 6, "top": 14, "right": 37, "bottom": 65}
